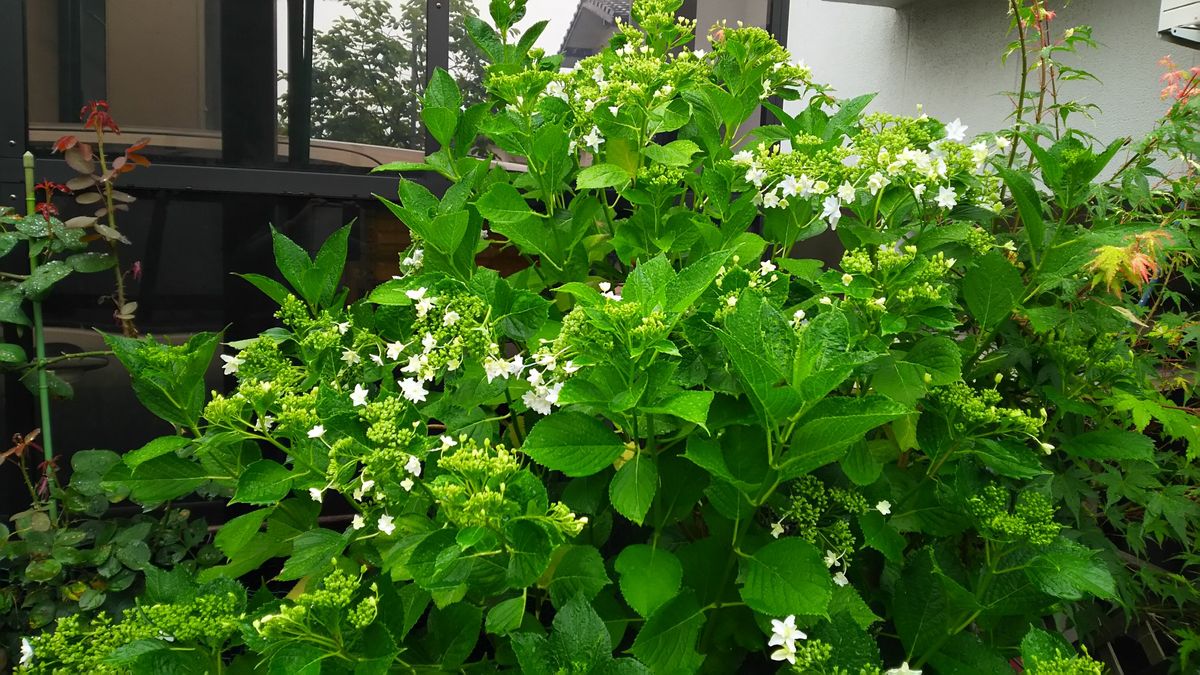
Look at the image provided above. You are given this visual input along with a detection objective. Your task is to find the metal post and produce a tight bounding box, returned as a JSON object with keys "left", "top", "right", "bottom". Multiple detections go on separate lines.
{"left": 424, "top": 0, "right": 450, "bottom": 153}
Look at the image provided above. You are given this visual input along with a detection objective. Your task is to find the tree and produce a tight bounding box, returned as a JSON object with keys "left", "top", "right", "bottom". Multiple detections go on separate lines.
{"left": 281, "top": 0, "right": 488, "bottom": 150}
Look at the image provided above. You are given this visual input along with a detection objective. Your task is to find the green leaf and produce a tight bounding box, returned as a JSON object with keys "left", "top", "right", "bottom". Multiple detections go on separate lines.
{"left": 21, "top": 260, "right": 72, "bottom": 300}
{"left": 547, "top": 595, "right": 612, "bottom": 672}
{"left": 0, "top": 288, "right": 30, "bottom": 326}
{"left": 270, "top": 225, "right": 316, "bottom": 304}
{"left": 962, "top": 253, "right": 1023, "bottom": 329}
{"left": 906, "top": 337, "right": 962, "bottom": 386}
{"left": 997, "top": 167, "right": 1046, "bottom": 253}
{"left": 485, "top": 595, "right": 525, "bottom": 635}
{"left": 0, "top": 342, "right": 27, "bottom": 364}
{"left": 894, "top": 548, "right": 978, "bottom": 663}
{"left": 65, "top": 251, "right": 116, "bottom": 273}
{"left": 232, "top": 460, "right": 293, "bottom": 505}
{"left": 312, "top": 222, "right": 351, "bottom": 305}
{"left": 609, "top": 455, "right": 658, "bottom": 525}
{"left": 629, "top": 591, "right": 706, "bottom": 674}
{"left": 235, "top": 273, "right": 291, "bottom": 306}
{"left": 425, "top": 68, "right": 463, "bottom": 111}
{"left": 215, "top": 509, "right": 268, "bottom": 559}
{"left": 576, "top": 163, "right": 631, "bottom": 190}
{"left": 664, "top": 250, "right": 731, "bottom": 314}
{"left": 277, "top": 528, "right": 345, "bottom": 581}
{"left": 642, "top": 390, "right": 714, "bottom": 429}
{"left": 1059, "top": 430, "right": 1155, "bottom": 462}
{"left": 424, "top": 211, "right": 471, "bottom": 256}
{"left": 739, "top": 537, "right": 832, "bottom": 617}
{"left": 522, "top": 412, "right": 625, "bottom": 477}
{"left": 859, "top": 511, "right": 905, "bottom": 563}
{"left": 422, "top": 107, "right": 459, "bottom": 147}
{"left": 643, "top": 139, "right": 701, "bottom": 168}
{"left": 505, "top": 519, "right": 554, "bottom": 588}
{"left": 124, "top": 435, "right": 190, "bottom": 469}
{"left": 546, "top": 545, "right": 610, "bottom": 608}
{"left": 614, "top": 545, "right": 683, "bottom": 618}
{"left": 1027, "top": 538, "right": 1116, "bottom": 601}
{"left": 778, "top": 395, "right": 909, "bottom": 478}
{"left": 477, "top": 183, "right": 537, "bottom": 224}
{"left": 124, "top": 454, "right": 206, "bottom": 505}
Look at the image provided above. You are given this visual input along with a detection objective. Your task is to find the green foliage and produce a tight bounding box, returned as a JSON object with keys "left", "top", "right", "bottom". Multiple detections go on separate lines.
{"left": 18, "top": 0, "right": 1200, "bottom": 672}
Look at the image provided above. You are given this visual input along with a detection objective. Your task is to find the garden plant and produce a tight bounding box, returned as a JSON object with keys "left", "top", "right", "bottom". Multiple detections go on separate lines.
{"left": 5, "top": 0, "right": 1200, "bottom": 672}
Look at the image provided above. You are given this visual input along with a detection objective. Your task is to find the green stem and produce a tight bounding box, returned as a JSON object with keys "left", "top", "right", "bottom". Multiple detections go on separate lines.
{"left": 24, "top": 152, "right": 57, "bottom": 521}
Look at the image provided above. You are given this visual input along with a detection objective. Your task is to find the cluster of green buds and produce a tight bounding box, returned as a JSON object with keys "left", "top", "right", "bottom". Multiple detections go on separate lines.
{"left": 254, "top": 566, "right": 379, "bottom": 643}
{"left": 714, "top": 255, "right": 786, "bottom": 319}
{"left": 931, "top": 381, "right": 1046, "bottom": 440}
{"left": 774, "top": 476, "right": 867, "bottom": 574}
{"left": 967, "top": 485, "right": 1061, "bottom": 547}
{"left": 1024, "top": 648, "right": 1105, "bottom": 675}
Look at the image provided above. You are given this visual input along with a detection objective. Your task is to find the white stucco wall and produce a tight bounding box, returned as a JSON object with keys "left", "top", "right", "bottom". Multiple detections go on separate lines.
{"left": 784, "top": 0, "right": 1200, "bottom": 144}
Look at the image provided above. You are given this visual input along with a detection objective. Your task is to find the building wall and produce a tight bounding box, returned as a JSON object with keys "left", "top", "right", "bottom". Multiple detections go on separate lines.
{"left": 785, "top": 0, "right": 1200, "bottom": 144}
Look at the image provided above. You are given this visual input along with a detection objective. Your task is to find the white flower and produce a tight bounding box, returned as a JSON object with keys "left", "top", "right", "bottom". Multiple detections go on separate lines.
{"left": 402, "top": 353, "right": 427, "bottom": 375}
{"left": 563, "top": 360, "right": 580, "bottom": 374}
{"left": 386, "top": 341, "right": 407, "bottom": 361}
{"left": 944, "top": 117, "right": 968, "bottom": 142}
{"left": 874, "top": 296, "right": 888, "bottom": 308}
{"left": 400, "top": 477, "right": 415, "bottom": 492}
{"left": 407, "top": 287, "right": 437, "bottom": 317}
{"left": 761, "top": 190, "right": 781, "bottom": 209}
{"left": 791, "top": 309, "right": 806, "bottom": 329}
{"left": 945, "top": 257, "right": 956, "bottom": 269}
{"left": 20, "top": 637, "right": 33, "bottom": 667}
{"left": 819, "top": 296, "right": 832, "bottom": 305}
{"left": 220, "top": 354, "right": 244, "bottom": 375}
{"left": 583, "top": 126, "right": 605, "bottom": 154}
{"left": 350, "top": 383, "right": 370, "bottom": 407}
{"left": 876, "top": 500, "right": 892, "bottom": 516}
{"left": 842, "top": 273, "right": 854, "bottom": 286}
{"left": 255, "top": 415, "right": 275, "bottom": 434}
{"left": 693, "top": 48, "right": 706, "bottom": 58}
{"left": 769, "top": 615, "right": 806, "bottom": 653}
{"left": 726, "top": 295, "right": 739, "bottom": 307}
{"left": 1040, "top": 441, "right": 1055, "bottom": 454}
{"left": 970, "top": 141, "right": 989, "bottom": 163}
{"left": 484, "top": 355, "right": 511, "bottom": 382}
{"left": 821, "top": 195, "right": 842, "bottom": 229}
{"left": 885, "top": 662, "right": 923, "bottom": 675}
{"left": 994, "top": 134, "right": 1012, "bottom": 151}
{"left": 760, "top": 260, "right": 777, "bottom": 275}
{"left": 308, "top": 425, "right": 325, "bottom": 439}
{"left": 341, "top": 348, "right": 361, "bottom": 365}
{"left": 837, "top": 182, "right": 856, "bottom": 202}
{"left": 770, "top": 522, "right": 784, "bottom": 538}
{"left": 544, "top": 79, "right": 565, "bottom": 99}
{"left": 398, "top": 377, "right": 428, "bottom": 403}
{"left": 592, "top": 65, "right": 606, "bottom": 86}
{"left": 378, "top": 514, "right": 396, "bottom": 535}
{"left": 842, "top": 154, "right": 862, "bottom": 168}
{"left": 421, "top": 332, "right": 438, "bottom": 353}
{"left": 745, "top": 167, "right": 767, "bottom": 187}
{"left": 770, "top": 642, "right": 797, "bottom": 665}
{"left": 508, "top": 353, "right": 526, "bottom": 375}
{"left": 443, "top": 310, "right": 460, "bottom": 326}
{"left": 867, "top": 172, "right": 889, "bottom": 196}
{"left": 351, "top": 514, "right": 365, "bottom": 530}
{"left": 353, "top": 478, "right": 375, "bottom": 501}
{"left": 370, "top": 353, "right": 384, "bottom": 366}
{"left": 913, "top": 183, "right": 928, "bottom": 199}
{"left": 778, "top": 174, "right": 800, "bottom": 197}
{"left": 824, "top": 550, "right": 840, "bottom": 568}
{"left": 440, "top": 435, "right": 458, "bottom": 451}
{"left": 935, "top": 185, "right": 958, "bottom": 210}
{"left": 732, "top": 150, "right": 754, "bottom": 165}
{"left": 833, "top": 571, "right": 849, "bottom": 587}
{"left": 404, "top": 454, "right": 422, "bottom": 477}
{"left": 406, "top": 287, "right": 427, "bottom": 302}
{"left": 658, "top": 83, "right": 673, "bottom": 97}
{"left": 309, "top": 487, "right": 323, "bottom": 503}
{"left": 797, "top": 174, "right": 816, "bottom": 196}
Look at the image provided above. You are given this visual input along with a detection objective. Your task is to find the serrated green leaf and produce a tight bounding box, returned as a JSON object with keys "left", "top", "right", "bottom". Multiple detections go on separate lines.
{"left": 576, "top": 163, "right": 630, "bottom": 190}
{"left": 609, "top": 455, "right": 658, "bottom": 525}
{"left": 522, "top": 412, "right": 625, "bottom": 477}
{"left": 232, "top": 460, "right": 293, "bottom": 505}
{"left": 277, "top": 528, "right": 344, "bottom": 581}
{"left": 1059, "top": 430, "right": 1154, "bottom": 462}
{"left": 546, "top": 545, "right": 610, "bottom": 608}
{"left": 614, "top": 545, "right": 683, "bottom": 617}
{"left": 962, "top": 253, "right": 1022, "bottom": 329}
{"left": 629, "top": 591, "right": 705, "bottom": 673}
{"left": 739, "top": 538, "right": 832, "bottom": 617}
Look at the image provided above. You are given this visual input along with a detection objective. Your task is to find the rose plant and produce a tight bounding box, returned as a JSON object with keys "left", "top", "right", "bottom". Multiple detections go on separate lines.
{"left": 14, "top": 0, "right": 1200, "bottom": 673}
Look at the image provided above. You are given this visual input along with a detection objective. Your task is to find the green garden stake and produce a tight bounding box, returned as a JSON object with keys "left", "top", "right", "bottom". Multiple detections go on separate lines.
{"left": 24, "top": 151, "right": 57, "bottom": 521}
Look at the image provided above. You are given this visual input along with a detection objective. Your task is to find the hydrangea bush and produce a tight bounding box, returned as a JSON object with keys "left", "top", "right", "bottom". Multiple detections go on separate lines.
{"left": 15, "top": 0, "right": 1200, "bottom": 672}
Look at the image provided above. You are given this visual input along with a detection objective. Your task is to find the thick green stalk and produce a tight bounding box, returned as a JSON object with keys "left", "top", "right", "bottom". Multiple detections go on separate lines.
{"left": 24, "top": 151, "right": 57, "bottom": 520}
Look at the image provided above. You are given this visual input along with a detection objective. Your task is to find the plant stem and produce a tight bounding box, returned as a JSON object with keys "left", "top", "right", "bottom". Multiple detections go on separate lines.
{"left": 24, "top": 152, "right": 58, "bottom": 520}
{"left": 94, "top": 130, "right": 136, "bottom": 336}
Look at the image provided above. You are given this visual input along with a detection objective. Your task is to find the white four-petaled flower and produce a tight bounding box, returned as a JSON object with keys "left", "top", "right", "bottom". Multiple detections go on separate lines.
{"left": 944, "top": 118, "right": 968, "bottom": 142}
{"left": 833, "top": 571, "right": 849, "bottom": 587}
{"left": 220, "top": 354, "right": 244, "bottom": 375}
{"left": 308, "top": 425, "right": 325, "bottom": 439}
{"left": 768, "top": 614, "right": 806, "bottom": 664}
{"left": 404, "top": 454, "right": 422, "bottom": 477}
{"left": 876, "top": 500, "right": 892, "bottom": 515}
{"left": 350, "top": 383, "right": 370, "bottom": 407}
{"left": 936, "top": 185, "right": 958, "bottom": 210}
{"left": 378, "top": 514, "right": 396, "bottom": 535}
{"left": 398, "top": 377, "right": 429, "bottom": 403}
{"left": 583, "top": 126, "right": 605, "bottom": 154}
{"left": 821, "top": 195, "right": 842, "bottom": 229}
{"left": 885, "top": 662, "right": 923, "bottom": 675}
{"left": 20, "top": 637, "right": 33, "bottom": 667}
